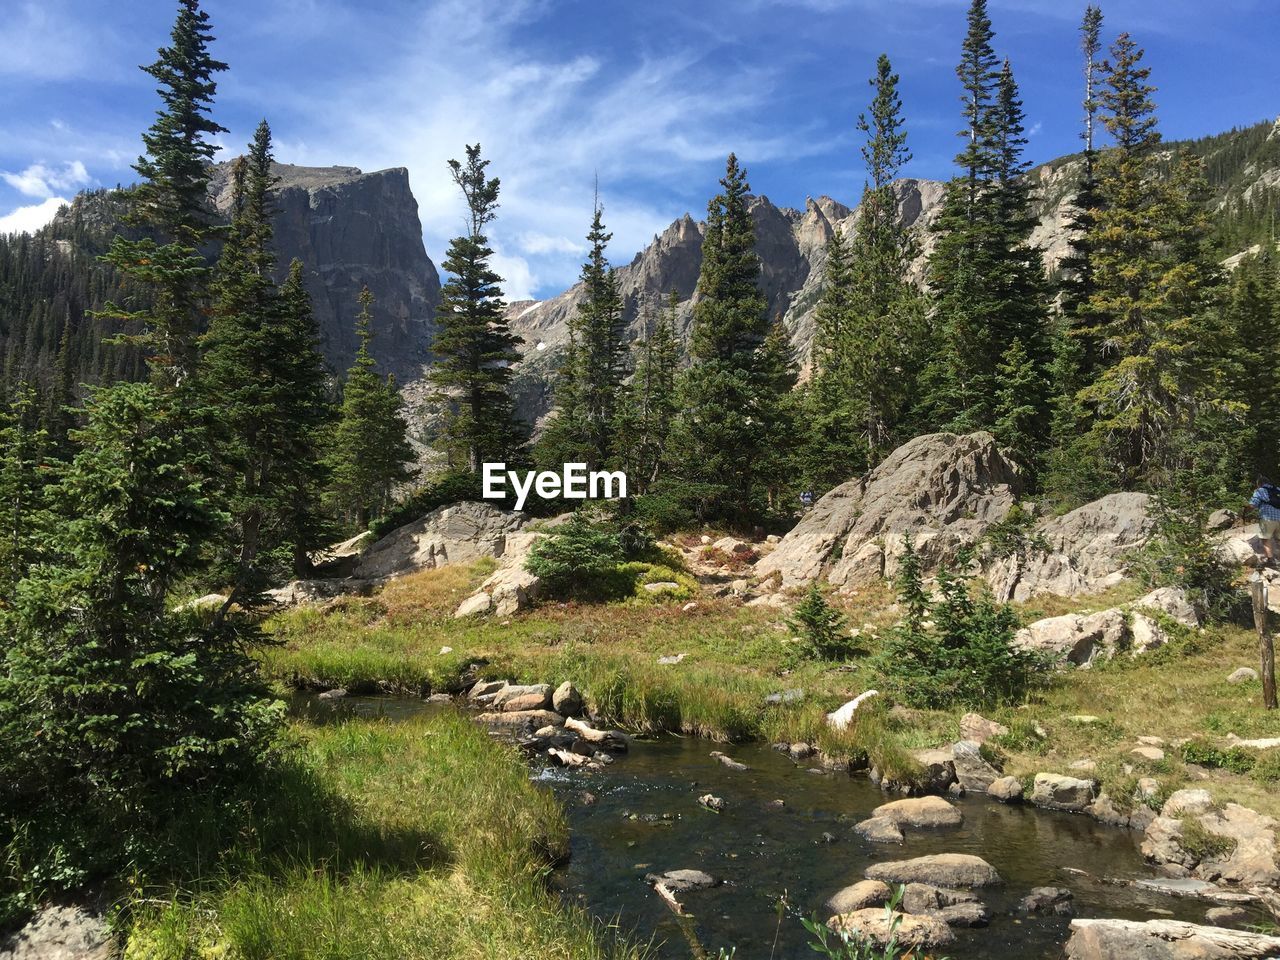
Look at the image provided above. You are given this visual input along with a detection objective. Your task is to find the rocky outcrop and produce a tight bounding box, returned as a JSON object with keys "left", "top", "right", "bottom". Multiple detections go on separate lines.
{"left": 1015, "top": 586, "right": 1201, "bottom": 666}
{"left": 757, "top": 432, "right": 1022, "bottom": 590}
{"left": 454, "top": 529, "right": 546, "bottom": 617}
{"left": 208, "top": 162, "right": 441, "bottom": 383}
{"left": 1064, "top": 918, "right": 1280, "bottom": 959}
{"left": 1143, "top": 792, "right": 1280, "bottom": 888}
{"left": 357, "top": 501, "right": 526, "bottom": 580}
{"left": 986, "top": 492, "right": 1154, "bottom": 601}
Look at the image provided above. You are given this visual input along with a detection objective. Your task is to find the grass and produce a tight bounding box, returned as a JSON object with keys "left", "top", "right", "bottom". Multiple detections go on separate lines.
{"left": 263, "top": 560, "right": 1280, "bottom": 818}
{"left": 121, "top": 712, "right": 647, "bottom": 960}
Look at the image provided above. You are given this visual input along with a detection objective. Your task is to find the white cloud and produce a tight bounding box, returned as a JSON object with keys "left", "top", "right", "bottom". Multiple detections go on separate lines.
{"left": 0, "top": 196, "right": 69, "bottom": 235}
{"left": 2, "top": 160, "right": 91, "bottom": 198}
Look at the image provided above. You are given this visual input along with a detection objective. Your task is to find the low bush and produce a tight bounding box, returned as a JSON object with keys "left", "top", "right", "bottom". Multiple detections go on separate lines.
{"left": 1179, "top": 737, "right": 1257, "bottom": 774}
{"left": 788, "top": 584, "right": 855, "bottom": 661}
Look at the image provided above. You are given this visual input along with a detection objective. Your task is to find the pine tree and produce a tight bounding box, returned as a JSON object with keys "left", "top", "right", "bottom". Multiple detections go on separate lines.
{"left": 328, "top": 288, "right": 415, "bottom": 527}
{"left": 1226, "top": 252, "right": 1280, "bottom": 478}
{"left": 663, "top": 154, "right": 774, "bottom": 524}
{"left": 428, "top": 145, "right": 525, "bottom": 472}
{"left": 617, "top": 292, "right": 680, "bottom": 494}
{"left": 0, "top": 384, "right": 48, "bottom": 596}
{"left": 808, "top": 54, "right": 924, "bottom": 486}
{"left": 753, "top": 319, "right": 800, "bottom": 511}
{"left": 99, "top": 0, "right": 228, "bottom": 384}
{"left": 203, "top": 122, "right": 333, "bottom": 600}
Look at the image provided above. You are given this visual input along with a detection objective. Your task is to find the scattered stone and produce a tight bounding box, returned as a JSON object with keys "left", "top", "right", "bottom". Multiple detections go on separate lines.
{"left": 1068, "top": 715, "right": 1101, "bottom": 724}
{"left": 855, "top": 816, "right": 905, "bottom": 844}
{"left": 1086, "top": 794, "right": 1137, "bottom": 829}
{"left": 578, "top": 791, "right": 597, "bottom": 806}
{"left": 426, "top": 693, "right": 452, "bottom": 704}
{"left": 1228, "top": 667, "right": 1259, "bottom": 685}
{"left": 645, "top": 868, "right": 717, "bottom": 893}
{"left": 1020, "top": 886, "right": 1074, "bottom": 916}
{"left": 788, "top": 742, "right": 816, "bottom": 760}
{"left": 823, "top": 879, "right": 890, "bottom": 915}
{"left": 475, "top": 709, "right": 563, "bottom": 732}
{"left": 657, "top": 653, "right": 687, "bottom": 665}
{"left": 1069, "top": 759, "right": 1099, "bottom": 773}
{"left": 552, "top": 681, "right": 583, "bottom": 717}
{"left": 0, "top": 901, "right": 112, "bottom": 960}
{"left": 826, "top": 690, "right": 879, "bottom": 731}
{"left": 828, "top": 909, "right": 954, "bottom": 950}
{"left": 493, "top": 683, "right": 552, "bottom": 712}
{"left": 681, "top": 602, "right": 698, "bottom": 612}
{"left": 468, "top": 679, "right": 506, "bottom": 701}
{"left": 1138, "top": 736, "right": 1167, "bottom": 747}
{"left": 1163, "top": 789, "right": 1216, "bottom": 818}
{"left": 698, "top": 793, "right": 725, "bottom": 812}
{"left": 1137, "top": 778, "right": 1162, "bottom": 802}
{"left": 710, "top": 751, "right": 748, "bottom": 771}
{"left": 988, "top": 776, "right": 1024, "bottom": 803}
{"left": 865, "top": 853, "right": 1002, "bottom": 888}
{"left": 1132, "top": 746, "right": 1166, "bottom": 762}
{"left": 1030, "top": 773, "right": 1097, "bottom": 812}
{"left": 870, "top": 796, "right": 963, "bottom": 829}
{"left": 1064, "top": 918, "right": 1280, "bottom": 959}
{"left": 959, "top": 712, "right": 1008, "bottom": 744}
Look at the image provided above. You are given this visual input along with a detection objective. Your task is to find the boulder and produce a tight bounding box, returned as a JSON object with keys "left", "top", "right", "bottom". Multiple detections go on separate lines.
{"left": 1228, "top": 667, "right": 1259, "bottom": 684}
{"left": 909, "top": 748, "right": 959, "bottom": 794}
{"left": 1207, "top": 509, "right": 1236, "bottom": 532}
{"left": 552, "top": 681, "right": 583, "bottom": 717}
{"left": 987, "top": 492, "right": 1153, "bottom": 601}
{"left": 1064, "top": 918, "right": 1280, "bottom": 959}
{"left": 454, "top": 591, "right": 493, "bottom": 617}
{"left": 1021, "top": 886, "right": 1074, "bottom": 916}
{"left": 454, "top": 531, "right": 547, "bottom": 618}
{"left": 356, "top": 501, "right": 525, "bottom": 579}
{"left": 988, "top": 776, "right": 1024, "bottom": 803}
{"left": 865, "top": 853, "right": 1002, "bottom": 888}
{"left": 855, "top": 816, "right": 904, "bottom": 844}
{"left": 267, "top": 577, "right": 371, "bottom": 607}
{"left": 1144, "top": 797, "right": 1280, "bottom": 888}
{"left": 474, "top": 709, "right": 563, "bottom": 732}
{"left": 870, "top": 796, "right": 963, "bottom": 828}
{"left": 1014, "top": 608, "right": 1125, "bottom": 666}
{"left": 823, "top": 880, "right": 891, "bottom": 915}
{"left": 828, "top": 909, "right": 954, "bottom": 950}
{"left": 1204, "top": 906, "right": 1251, "bottom": 925}
{"left": 951, "top": 739, "right": 1002, "bottom": 791}
{"left": 493, "top": 683, "right": 552, "bottom": 712}
{"left": 959, "top": 712, "right": 1008, "bottom": 744}
{"left": 1134, "top": 587, "right": 1201, "bottom": 627}
{"left": 757, "top": 432, "right": 1022, "bottom": 589}
{"left": 1216, "top": 525, "right": 1267, "bottom": 569}
{"left": 0, "top": 901, "right": 112, "bottom": 960}
{"left": 645, "top": 868, "right": 718, "bottom": 893}
{"left": 710, "top": 751, "right": 748, "bottom": 771}
{"left": 1030, "top": 773, "right": 1096, "bottom": 812}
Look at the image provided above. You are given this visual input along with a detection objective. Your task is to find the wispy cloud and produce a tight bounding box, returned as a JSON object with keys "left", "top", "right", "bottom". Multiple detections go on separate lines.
{"left": 2, "top": 160, "right": 91, "bottom": 198}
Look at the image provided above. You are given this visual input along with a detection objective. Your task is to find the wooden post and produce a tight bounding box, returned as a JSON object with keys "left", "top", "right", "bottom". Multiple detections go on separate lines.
{"left": 1250, "top": 575, "right": 1278, "bottom": 710}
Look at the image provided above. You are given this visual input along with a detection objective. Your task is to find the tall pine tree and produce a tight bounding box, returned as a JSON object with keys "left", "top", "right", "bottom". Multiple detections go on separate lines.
{"left": 428, "top": 145, "right": 525, "bottom": 472}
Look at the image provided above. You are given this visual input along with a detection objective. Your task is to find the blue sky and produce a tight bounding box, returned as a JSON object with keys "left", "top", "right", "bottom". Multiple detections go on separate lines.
{"left": 1, "top": 0, "right": 1276, "bottom": 300}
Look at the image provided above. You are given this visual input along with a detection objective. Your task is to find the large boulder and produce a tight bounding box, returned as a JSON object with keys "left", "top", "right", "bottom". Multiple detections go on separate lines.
{"left": 823, "top": 880, "right": 891, "bottom": 915}
{"left": 356, "top": 501, "right": 525, "bottom": 580}
{"left": 1014, "top": 608, "right": 1126, "bottom": 666}
{"left": 865, "top": 853, "right": 1002, "bottom": 888}
{"left": 454, "top": 530, "right": 547, "bottom": 618}
{"left": 1143, "top": 796, "right": 1280, "bottom": 888}
{"left": 1030, "top": 773, "right": 1097, "bottom": 812}
{"left": 828, "top": 909, "right": 954, "bottom": 950}
{"left": 987, "top": 492, "right": 1153, "bottom": 601}
{"left": 1064, "top": 918, "right": 1280, "bottom": 959}
{"left": 870, "top": 796, "right": 963, "bottom": 828}
{"left": 0, "top": 901, "right": 112, "bottom": 960}
{"left": 756, "top": 433, "right": 1022, "bottom": 589}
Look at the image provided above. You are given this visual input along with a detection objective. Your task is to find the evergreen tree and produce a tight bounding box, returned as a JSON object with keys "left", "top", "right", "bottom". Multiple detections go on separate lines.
{"left": 328, "top": 288, "right": 415, "bottom": 527}
{"left": 428, "top": 145, "right": 525, "bottom": 472}
{"left": 0, "top": 384, "right": 48, "bottom": 596}
{"left": 808, "top": 54, "right": 924, "bottom": 487}
{"left": 99, "top": 0, "right": 228, "bottom": 384}
{"left": 1226, "top": 252, "right": 1280, "bottom": 479}
{"left": 663, "top": 154, "right": 774, "bottom": 524}
{"left": 617, "top": 292, "right": 680, "bottom": 494}
{"left": 753, "top": 318, "right": 801, "bottom": 512}
{"left": 203, "top": 122, "right": 333, "bottom": 601}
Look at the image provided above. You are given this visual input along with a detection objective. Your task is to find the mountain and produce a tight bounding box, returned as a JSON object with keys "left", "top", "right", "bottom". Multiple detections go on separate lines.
{"left": 505, "top": 116, "right": 1280, "bottom": 423}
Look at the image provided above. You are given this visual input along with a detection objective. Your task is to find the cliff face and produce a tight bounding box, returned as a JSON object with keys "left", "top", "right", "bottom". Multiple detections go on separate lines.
{"left": 208, "top": 162, "right": 442, "bottom": 381}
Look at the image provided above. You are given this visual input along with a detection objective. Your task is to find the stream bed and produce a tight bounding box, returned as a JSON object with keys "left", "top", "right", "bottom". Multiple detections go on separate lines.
{"left": 299, "top": 694, "right": 1228, "bottom": 959}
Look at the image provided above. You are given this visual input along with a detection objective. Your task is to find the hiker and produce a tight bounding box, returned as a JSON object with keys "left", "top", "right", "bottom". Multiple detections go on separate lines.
{"left": 1247, "top": 475, "right": 1280, "bottom": 566}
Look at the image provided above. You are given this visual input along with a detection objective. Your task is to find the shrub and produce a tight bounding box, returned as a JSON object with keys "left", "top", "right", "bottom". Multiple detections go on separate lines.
{"left": 368, "top": 469, "right": 480, "bottom": 540}
{"left": 1130, "top": 482, "right": 1237, "bottom": 623}
{"left": 788, "top": 584, "right": 854, "bottom": 660}
{"left": 873, "top": 539, "right": 1046, "bottom": 709}
{"left": 982, "top": 502, "right": 1048, "bottom": 561}
{"left": 525, "top": 513, "right": 625, "bottom": 600}
{"left": 1179, "top": 738, "right": 1257, "bottom": 775}
{"left": 1179, "top": 816, "right": 1237, "bottom": 862}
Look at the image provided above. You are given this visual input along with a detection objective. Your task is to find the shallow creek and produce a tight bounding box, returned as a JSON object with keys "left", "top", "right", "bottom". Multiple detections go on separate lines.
{"left": 298, "top": 694, "right": 1222, "bottom": 959}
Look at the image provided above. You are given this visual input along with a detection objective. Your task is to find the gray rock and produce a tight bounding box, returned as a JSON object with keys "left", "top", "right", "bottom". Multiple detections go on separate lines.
{"left": 1064, "top": 918, "right": 1280, "bottom": 959}
{"left": 1014, "top": 608, "right": 1126, "bottom": 666}
{"left": 950, "top": 739, "right": 1002, "bottom": 791}
{"left": 909, "top": 748, "right": 959, "bottom": 794}
{"left": 645, "top": 868, "right": 717, "bottom": 893}
{"left": 959, "top": 712, "right": 1008, "bottom": 744}
{"left": 870, "top": 796, "right": 963, "bottom": 828}
{"left": 552, "top": 681, "right": 583, "bottom": 717}
{"left": 823, "top": 879, "right": 891, "bottom": 915}
{"left": 493, "top": 683, "right": 552, "bottom": 712}
{"left": 900, "top": 882, "right": 981, "bottom": 915}
{"left": 0, "top": 901, "right": 112, "bottom": 960}
{"left": 1021, "top": 886, "right": 1074, "bottom": 916}
{"left": 359, "top": 501, "right": 525, "bottom": 580}
{"left": 710, "top": 751, "right": 748, "bottom": 771}
{"left": 828, "top": 909, "right": 954, "bottom": 950}
{"left": 474, "top": 709, "right": 563, "bottom": 732}
{"left": 1207, "top": 509, "right": 1236, "bottom": 531}
{"left": 454, "top": 591, "right": 493, "bottom": 618}
{"left": 1228, "top": 667, "right": 1259, "bottom": 684}
{"left": 865, "top": 853, "right": 1002, "bottom": 888}
{"left": 757, "top": 432, "right": 1023, "bottom": 589}
{"left": 1204, "top": 906, "right": 1251, "bottom": 925}
{"left": 1031, "top": 773, "right": 1097, "bottom": 812}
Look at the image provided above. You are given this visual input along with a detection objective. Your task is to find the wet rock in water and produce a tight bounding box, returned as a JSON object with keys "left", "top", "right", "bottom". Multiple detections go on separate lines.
{"left": 0, "top": 900, "right": 112, "bottom": 960}
{"left": 1064, "top": 918, "right": 1280, "bottom": 959}
{"left": 645, "top": 868, "right": 717, "bottom": 893}
{"left": 855, "top": 816, "right": 905, "bottom": 844}
{"left": 564, "top": 716, "right": 629, "bottom": 752}
{"left": 1020, "top": 886, "right": 1074, "bottom": 916}
{"left": 909, "top": 748, "right": 958, "bottom": 794}
{"left": 959, "top": 712, "right": 1008, "bottom": 744}
{"left": 552, "top": 680, "right": 583, "bottom": 717}
{"left": 1228, "top": 667, "right": 1259, "bottom": 684}
{"left": 823, "top": 879, "right": 891, "bottom": 915}
{"left": 1085, "top": 793, "right": 1138, "bottom": 829}
{"left": 698, "top": 793, "right": 725, "bottom": 812}
{"left": 901, "top": 882, "right": 982, "bottom": 916}
{"left": 578, "top": 791, "right": 598, "bottom": 806}
{"left": 475, "top": 709, "right": 563, "bottom": 733}
{"left": 317, "top": 687, "right": 348, "bottom": 700}
{"left": 865, "top": 853, "right": 1002, "bottom": 888}
{"left": 710, "top": 751, "right": 748, "bottom": 771}
{"left": 788, "top": 741, "right": 816, "bottom": 760}
{"left": 426, "top": 693, "right": 452, "bottom": 704}
{"left": 468, "top": 679, "right": 506, "bottom": 701}
{"left": 988, "top": 776, "right": 1024, "bottom": 803}
{"left": 870, "top": 796, "right": 963, "bottom": 829}
{"left": 820, "top": 831, "right": 837, "bottom": 844}
{"left": 493, "top": 683, "right": 553, "bottom": 712}
{"left": 1030, "top": 773, "right": 1097, "bottom": 812}
{"left": 828, "top": 909, "right": 954, "bottom": 950}
{"left": 1204, "top": 906, "right": 1251, "bottom": 925}
{"left": 932, "top": 901, "right": 992, "bottom": 928}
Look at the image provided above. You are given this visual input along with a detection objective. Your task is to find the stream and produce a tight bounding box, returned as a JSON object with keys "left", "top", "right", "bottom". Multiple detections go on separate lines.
{"left": 297, "top": 694, "right": 1238, "bottom": 959}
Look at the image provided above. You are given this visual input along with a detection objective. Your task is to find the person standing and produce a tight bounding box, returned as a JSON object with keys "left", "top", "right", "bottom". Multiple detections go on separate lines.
{"left": 1247, "top": 475, "right": 1280, "bottom": 567}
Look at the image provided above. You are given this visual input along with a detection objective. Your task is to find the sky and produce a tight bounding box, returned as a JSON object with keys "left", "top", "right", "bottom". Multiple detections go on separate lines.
{"left": 1, "top": 0, "right": 1277, "bottom": 301}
